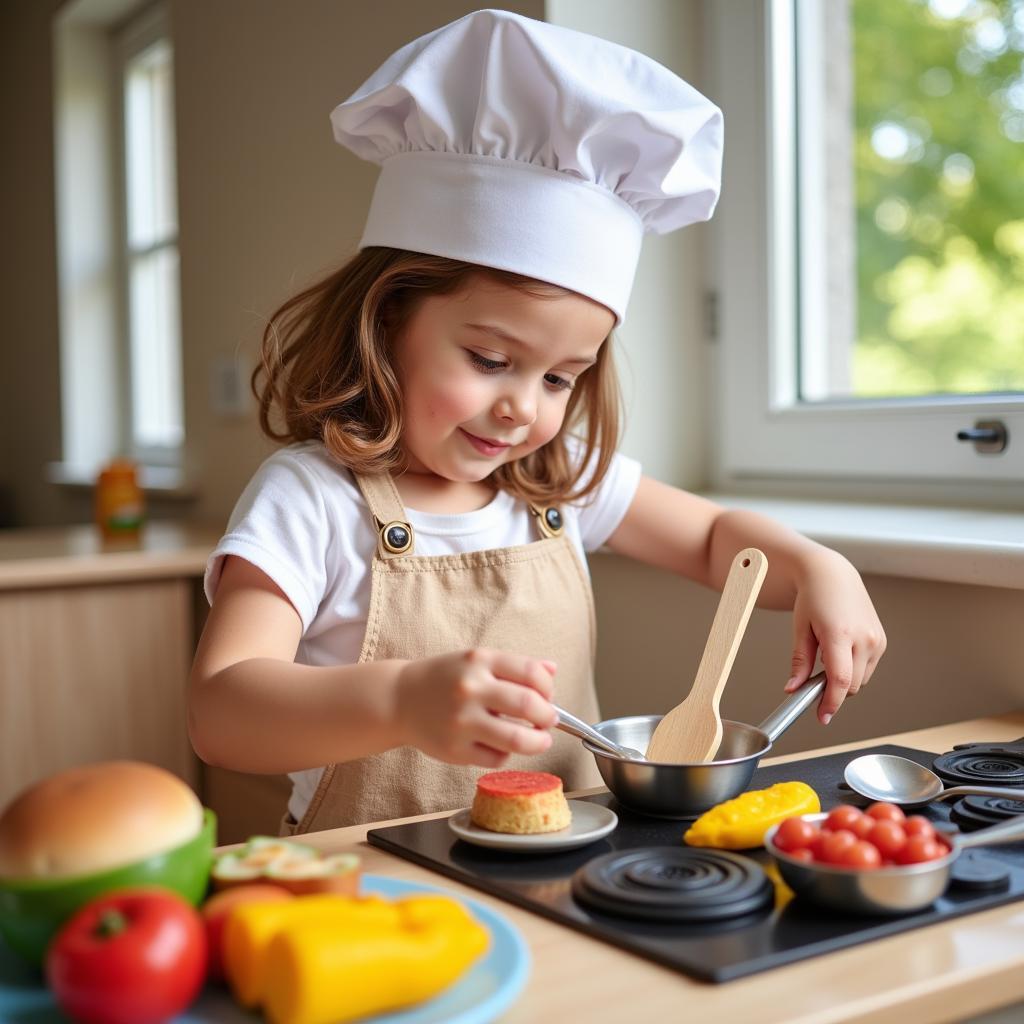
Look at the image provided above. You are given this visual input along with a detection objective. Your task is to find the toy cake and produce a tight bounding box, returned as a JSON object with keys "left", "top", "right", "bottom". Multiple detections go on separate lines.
{"left": 470, "top": 770, "right": 572, "bottom": 834}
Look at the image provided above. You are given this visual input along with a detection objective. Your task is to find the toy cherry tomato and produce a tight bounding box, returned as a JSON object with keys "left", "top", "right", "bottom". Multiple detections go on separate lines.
{"left": 866, "top": 802, "right": 906, "bottom": 823}
{"left": 774, "top": 817, "right": 818, "bottom": 852}
{"left": 838, "top": 839, "right": 882, "bottom": 870}
{"left": 46, "top": 887, "right": 207, "bottom": 1024}
{"left": 826, "top": 805, "right": 861, "bottom": 832}
{"left": 826, "top": 805, "right": 873, "bottom": 839}
{"left": 895, "top": 835, "right": 947, "bottom": 865}
{"left": 903, "top": 815, "right": 937, "bottom": 841}
{"left": 867, "top": 820, "right": 907, "bottom": 860}
{"left": 810, "top": 828, "right": 833, "bottom": 861}
{"left": 818, "top": 829, "right": 858, "bottom": 865}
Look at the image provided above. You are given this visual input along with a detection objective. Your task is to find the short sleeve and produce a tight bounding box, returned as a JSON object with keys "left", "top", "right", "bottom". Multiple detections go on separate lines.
{"left": 570, "top": 443, "right": 642, "bottom": 552}
{"left": 204, "top": 451, "right": 332, "bottom": 631}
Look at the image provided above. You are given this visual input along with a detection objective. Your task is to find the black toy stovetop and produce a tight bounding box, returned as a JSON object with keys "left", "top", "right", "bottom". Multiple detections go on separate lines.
{"left": 367, "top": 740, "right": 1024, "bottom": 983}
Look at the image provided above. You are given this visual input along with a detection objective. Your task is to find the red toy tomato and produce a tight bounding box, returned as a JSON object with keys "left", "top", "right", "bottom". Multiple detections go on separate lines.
{"left": 810, "top": 827, "right": 833, "bottom": 861}
{"left": 826, "top": 805, "right": 865, "bottom": 834}
{"left": 838, "top": 839, "right": 882, "bottom": 870}
{"left": 903, "top": 815, "right": 937, "bottom": 841}
{"left": 895, "top": 835, "right": 948, "bottom": 865}
{"left": 818, "top": 829, "right": 858, "bottom": 865}
{"left": 866, "top": 801, "right": 906, "bottom": 824}
{"left": 867, "top": 820, "right": 907, "bottom": 860}
{"left": 46, "top": 887, "right": 207, "bottom": 1024}
{"left": 774, "top": 817, "right": 818, "bottom": 853}
{"left": 827, "top": 805, "right": 875, "bottom": 839}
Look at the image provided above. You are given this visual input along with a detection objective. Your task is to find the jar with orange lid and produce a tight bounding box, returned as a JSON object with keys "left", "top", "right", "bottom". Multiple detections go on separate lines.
{"left": 94, "top": 459, "right": 145, "bottom": 538}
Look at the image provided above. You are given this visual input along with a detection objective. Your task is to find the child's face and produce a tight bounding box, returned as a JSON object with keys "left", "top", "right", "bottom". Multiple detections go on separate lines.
{"left": 393, "top": 276, "right": 613, "bottom": 483}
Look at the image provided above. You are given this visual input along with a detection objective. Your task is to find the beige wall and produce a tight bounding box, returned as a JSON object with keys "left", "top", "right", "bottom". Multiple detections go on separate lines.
{"left": 0, "top": 0, "right": 65, "bottom": 529}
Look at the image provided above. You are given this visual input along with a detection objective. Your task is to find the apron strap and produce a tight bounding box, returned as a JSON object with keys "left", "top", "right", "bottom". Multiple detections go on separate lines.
{"left": 354, "top": 473, "right": 566, "bottom": 553}
{"left": 354, "top": 472, "right": 415, "bottom": 559}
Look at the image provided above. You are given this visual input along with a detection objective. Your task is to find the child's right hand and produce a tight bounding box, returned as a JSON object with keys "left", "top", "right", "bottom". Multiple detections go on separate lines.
{"left": 395, "top": 649, "right": 558, "bottom": 768}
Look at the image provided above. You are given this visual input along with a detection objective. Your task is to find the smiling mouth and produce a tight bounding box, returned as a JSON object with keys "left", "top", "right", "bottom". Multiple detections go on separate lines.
{"left": 460, "top": 429, "right": 513, "bottom": 455}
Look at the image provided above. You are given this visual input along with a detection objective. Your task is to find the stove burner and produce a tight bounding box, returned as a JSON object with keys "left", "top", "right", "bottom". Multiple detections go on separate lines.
{"left": 933, "top": 738, "right": 1024, "bottom": 788}
{"left": 949, "top": 850, "right": 1012, "bottom": 892}
{"left": 950, "top": 794, "right": 1024, "bottom": 832}
{"left": 571, "top": 846, "right": 774, "bottom": 923}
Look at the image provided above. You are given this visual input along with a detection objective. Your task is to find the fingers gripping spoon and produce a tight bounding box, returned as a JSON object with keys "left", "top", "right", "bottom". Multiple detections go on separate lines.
{"left": 645, "top": 548, "right": 769, "bottom": 764}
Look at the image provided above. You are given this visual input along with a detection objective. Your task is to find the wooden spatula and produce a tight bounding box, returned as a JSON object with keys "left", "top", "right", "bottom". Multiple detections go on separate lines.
{"left": 645, "top": 547, "right": 769, "bottom": 764}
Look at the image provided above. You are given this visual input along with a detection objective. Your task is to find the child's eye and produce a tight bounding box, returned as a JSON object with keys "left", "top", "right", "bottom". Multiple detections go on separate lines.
{"left": 468, "top": 351, "right": 506, "bottom": 372}
{"left": 544, "top": 373, "right": 574, "bottom": 392}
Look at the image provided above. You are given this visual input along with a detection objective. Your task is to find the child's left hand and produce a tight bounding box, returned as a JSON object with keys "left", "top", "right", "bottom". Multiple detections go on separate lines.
{"left": 783, "top": 550, "right": 886, "bottom": 724}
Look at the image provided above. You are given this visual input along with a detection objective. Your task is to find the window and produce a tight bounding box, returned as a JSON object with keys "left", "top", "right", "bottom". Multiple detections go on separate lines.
{"left": 53, "top": 0, "right": 184, "bottom": 482}
{"left": 710, "top": 0, "right": 1024, "bottom": 492}
{"left": 120, "top": 24, "right": 183, "bottom": 454}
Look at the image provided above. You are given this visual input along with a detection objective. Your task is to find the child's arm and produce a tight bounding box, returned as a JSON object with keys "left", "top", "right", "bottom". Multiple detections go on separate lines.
{"left": 605, "top": 476, "right": 886, "bottom": 725}
{"left": 188, "top": 556, "right": 557, "bottom": 774}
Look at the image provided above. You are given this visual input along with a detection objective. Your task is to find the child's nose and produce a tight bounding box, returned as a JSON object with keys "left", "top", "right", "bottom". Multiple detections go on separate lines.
{"left": 495, "top": 387, "right": 536, "bottom": 426}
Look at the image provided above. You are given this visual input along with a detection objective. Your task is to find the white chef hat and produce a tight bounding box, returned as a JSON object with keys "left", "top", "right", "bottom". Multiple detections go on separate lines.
{"left": 330, "top": 8, "right": 723, "bottom": 324}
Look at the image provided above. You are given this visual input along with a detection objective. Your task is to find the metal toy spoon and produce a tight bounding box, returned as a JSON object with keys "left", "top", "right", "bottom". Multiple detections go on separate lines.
{"left": 554, "top": 705, "right": 647, "bottom": 761}
{"left": 844, "top": 752, "right": 1024, "bottom": 808}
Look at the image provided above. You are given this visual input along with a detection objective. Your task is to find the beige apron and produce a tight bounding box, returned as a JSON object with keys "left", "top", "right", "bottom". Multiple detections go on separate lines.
{"left": 285, "top": 470, "right": 603, "bottom": 835}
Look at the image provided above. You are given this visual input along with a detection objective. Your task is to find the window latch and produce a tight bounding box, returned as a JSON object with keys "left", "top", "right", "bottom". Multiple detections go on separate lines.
{"left": 956, "top": 419, "right": 1008, "bottom": 454}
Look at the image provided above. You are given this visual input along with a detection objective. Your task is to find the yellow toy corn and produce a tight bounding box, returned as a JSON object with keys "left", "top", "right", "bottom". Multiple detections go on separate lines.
{"left": 223, "top": 894, "right": 396, "bottom": 1007}
{"left": 223, "top": 892, "right": 489, "bottom": 1024}
{"left": 683, "top": 781, "right": 820, "bottom": 849}
{"left": 261, "top": 895, "right": 489, "bottom": 1024}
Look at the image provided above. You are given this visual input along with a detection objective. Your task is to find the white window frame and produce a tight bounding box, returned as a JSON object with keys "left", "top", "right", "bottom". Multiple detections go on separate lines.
{"left": 708, "top": 0, "right": 1024, "bottom": 496}
{"left": 115, "top": 5, "right": 184, "bottom": 463}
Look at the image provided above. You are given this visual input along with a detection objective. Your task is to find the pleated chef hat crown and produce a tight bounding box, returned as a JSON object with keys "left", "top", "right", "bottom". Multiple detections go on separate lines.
{"left": 331, "top": 9, "right": 723, "bottom": 324}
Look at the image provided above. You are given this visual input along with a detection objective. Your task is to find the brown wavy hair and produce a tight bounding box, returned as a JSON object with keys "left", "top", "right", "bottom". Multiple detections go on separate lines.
{"left": 253, "top": 247, "right": 622, "bottom": 506}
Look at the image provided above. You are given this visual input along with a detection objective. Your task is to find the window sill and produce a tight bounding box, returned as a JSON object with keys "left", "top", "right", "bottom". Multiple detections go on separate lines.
{"left": 702, "top": 494, "right": 1024, "bottom": 592}
{"left": 46, "top": 462, "right": 198, "bottom": 501}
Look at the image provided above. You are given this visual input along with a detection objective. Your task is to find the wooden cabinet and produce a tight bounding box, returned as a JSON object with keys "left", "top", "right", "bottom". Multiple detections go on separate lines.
{"left": 0, "top": 523, "right": 219, "bottom": 812}
{"left": 0, "top": 522, "right": 294, "bottom": 845}
{"left": 0, "top": 577, "right": 197, "bottom": 802}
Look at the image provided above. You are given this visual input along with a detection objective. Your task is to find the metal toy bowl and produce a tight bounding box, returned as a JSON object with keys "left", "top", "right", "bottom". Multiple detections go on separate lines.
{"left": 584, "top": 675, "right": 826, "bottom": 819}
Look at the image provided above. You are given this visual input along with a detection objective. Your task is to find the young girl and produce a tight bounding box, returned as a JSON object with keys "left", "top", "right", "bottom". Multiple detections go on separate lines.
{"left": 188, "top": 10, "right": 886, "bottom": 834}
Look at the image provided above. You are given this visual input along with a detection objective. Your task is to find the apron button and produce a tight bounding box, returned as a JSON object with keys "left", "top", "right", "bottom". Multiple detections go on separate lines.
{"left": 382, "top": 522, "right": 413, "bottom": 553}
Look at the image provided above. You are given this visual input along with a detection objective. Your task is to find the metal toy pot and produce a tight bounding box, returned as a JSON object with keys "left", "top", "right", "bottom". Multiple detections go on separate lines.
{"left": 579, "top": 673, "right": 826, "bottom": 818}
{"left": 765, "top": 810, "right": 1024, "bottom": 916}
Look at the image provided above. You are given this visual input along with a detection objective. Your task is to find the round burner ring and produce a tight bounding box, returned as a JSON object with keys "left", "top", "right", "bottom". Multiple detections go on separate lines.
{"left": 571, "top": 846, "right": 773, "bottom": 923}
{"left": 949, "top": 850, "right": 1012, "bottom": 892}
{"left": 950, "top": 794, "right": 1024, "bottom": 832}
{"left": 933, "top": 744, "right": 1024, "bottom": 788}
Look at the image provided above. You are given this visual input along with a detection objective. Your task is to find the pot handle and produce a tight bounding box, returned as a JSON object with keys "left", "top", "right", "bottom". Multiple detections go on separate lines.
{"left": 756, "top": 672, "right": 827, "bottom": 743}
{"left": 953, "top": 812, "right": 1024, "bottom": 850}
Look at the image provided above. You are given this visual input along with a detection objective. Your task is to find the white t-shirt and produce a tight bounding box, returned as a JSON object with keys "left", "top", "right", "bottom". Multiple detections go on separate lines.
{"left": 205, "top": 439, "right": 642, "bottom": 821}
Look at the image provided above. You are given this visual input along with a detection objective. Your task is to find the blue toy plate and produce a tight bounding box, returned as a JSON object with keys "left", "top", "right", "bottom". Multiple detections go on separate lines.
{"left": 0, "top": 873, "right": 530, "bottom": 1024}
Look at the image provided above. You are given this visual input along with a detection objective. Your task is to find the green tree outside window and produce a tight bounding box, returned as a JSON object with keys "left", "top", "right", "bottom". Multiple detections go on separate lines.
{"left": 853, "top": 0, "right": 1024, "bottom": 397}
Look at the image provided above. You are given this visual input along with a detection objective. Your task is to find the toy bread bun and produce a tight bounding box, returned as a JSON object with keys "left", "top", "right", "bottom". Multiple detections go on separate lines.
{"left": 0, "top": 760, "right": 203, "bottom": 880}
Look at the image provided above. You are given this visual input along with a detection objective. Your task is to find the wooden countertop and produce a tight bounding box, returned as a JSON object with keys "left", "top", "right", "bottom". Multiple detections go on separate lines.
{"left": 245, "top": 712, "right": 1024, "bottom": 1024}
{"left": 0, "top": 521, "right": 221, "bottom": 589}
